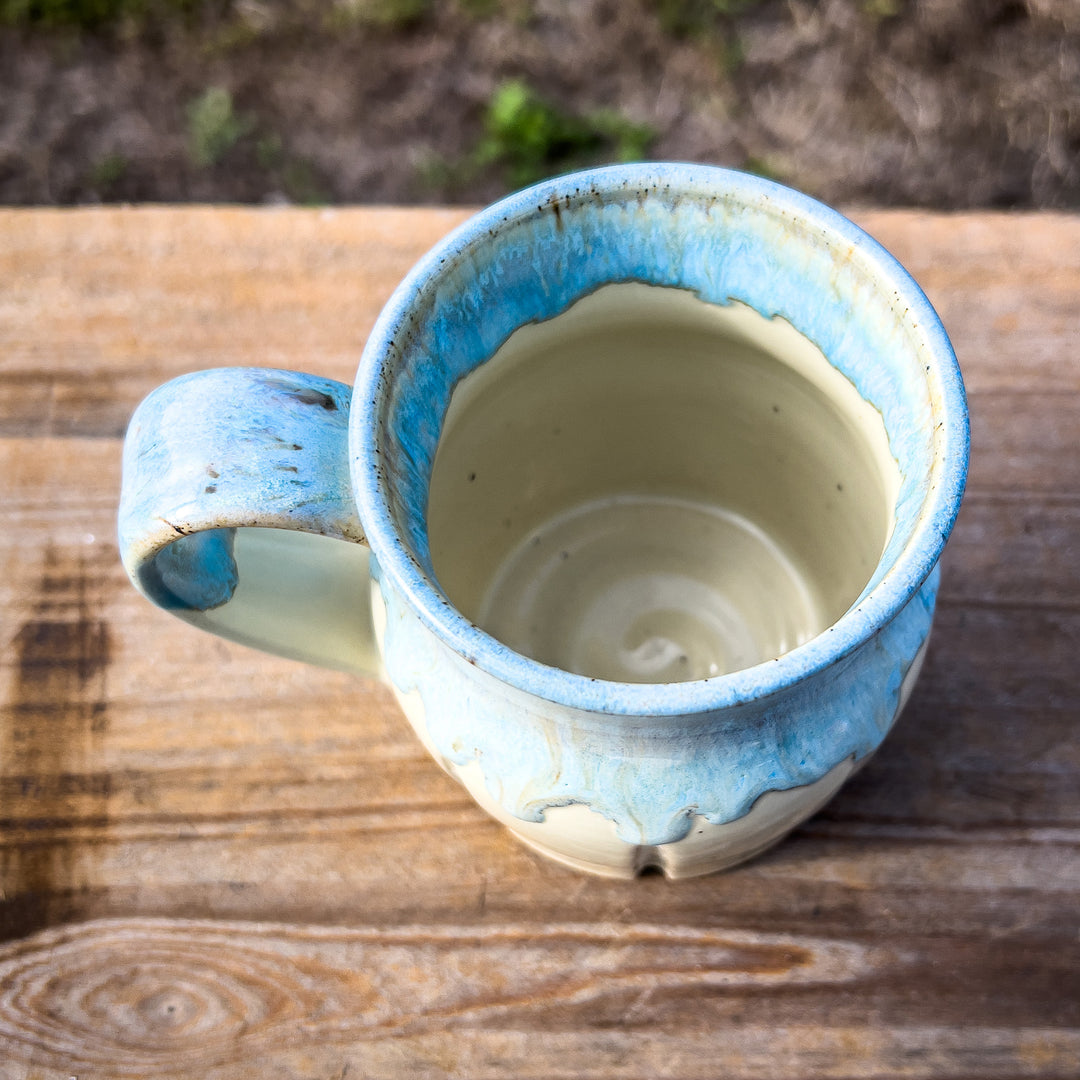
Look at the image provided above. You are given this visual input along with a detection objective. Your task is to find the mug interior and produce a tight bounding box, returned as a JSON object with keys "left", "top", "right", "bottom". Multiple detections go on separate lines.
{"left": 427, "top": 282, "right": 899, "bottom": 683}
{"left": 353, "top": 164, "right": 966, "bottom": 708}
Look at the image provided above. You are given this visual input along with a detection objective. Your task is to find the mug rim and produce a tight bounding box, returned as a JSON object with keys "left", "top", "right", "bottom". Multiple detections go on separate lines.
{"left": 351, "top": 162, "right": 969, "bottom": 716}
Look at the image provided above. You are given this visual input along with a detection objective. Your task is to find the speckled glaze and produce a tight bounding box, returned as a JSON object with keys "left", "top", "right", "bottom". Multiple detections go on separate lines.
{"left": 119, "top": 164, "right": 969, "bottom": 878}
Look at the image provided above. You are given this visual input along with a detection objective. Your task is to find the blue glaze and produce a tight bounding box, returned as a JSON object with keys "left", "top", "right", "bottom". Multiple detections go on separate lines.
{"left": 352, "top": 164, "right": 968, "bottom": 721}
{"left": 120, "top": 366, "right": 361, "bottom": 610}
{"left": 376, "top": 559, "right": 938, "bottom": 845}
{"left": 120, "top": 164, "right": 969, "bottom": 869}
{"left": 118, "top": 367, "right": 371, "bottom": 668}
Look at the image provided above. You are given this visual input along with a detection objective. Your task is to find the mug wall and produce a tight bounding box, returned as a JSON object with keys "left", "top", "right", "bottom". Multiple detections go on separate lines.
{"left": 427, "top": 283, "right": 899, "bottom": 682}
{"left": 361, "top": 167, "right": 945, "bottom": 645}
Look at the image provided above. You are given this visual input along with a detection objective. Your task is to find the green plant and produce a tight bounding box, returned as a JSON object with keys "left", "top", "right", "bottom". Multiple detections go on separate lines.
{"left": 742, "top": 154, "right": 783, "bottom": 182}
{"left": 586, "top": 108, "right": 656, "bottom": 163}
{"left": 860, "top": 0, "right": 901, "bottom": 19}
{"left": 455, "top": 0, "right": 499, "bottom": 16}
{"left": 472, "top": 79, "right": 654, "bottom": 189}
{"left": 89, "top": 151, "right": 128, "bottom": 189}
{"left": 327, "top": 0, "right": 431, "bottom": 29}
{"left": 279, "top": 158, "right": 328, "bottom": 205}
{"left": 254, "top": 132, "right": 328, "bottom": 204}
{"left": 186, "top": 86, "right": 252, "bottom": 168}
{"left": 1, "top": 0, "right": 133, "bottom": 26}
{"left": 201, "top": 14, "right": 263, "bottom": 54}
{"left": 255, "top": 132, "right": 284, "bottom": 170}
{"left": 718, "top": 31, "right": 743, "bottom": 73}
{"left": 649, "top": 0, "right": 764, "bottom": 39}
{"left": 0, "top": 0, "right": 203, "bottom": 29}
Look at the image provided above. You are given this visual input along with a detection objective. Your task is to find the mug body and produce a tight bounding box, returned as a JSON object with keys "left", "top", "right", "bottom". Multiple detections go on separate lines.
{"left": 371, "top": 563, "right": 937, "bottom": 878}
{"left": 351, "top": 163, "right": 968, "bottom": 878}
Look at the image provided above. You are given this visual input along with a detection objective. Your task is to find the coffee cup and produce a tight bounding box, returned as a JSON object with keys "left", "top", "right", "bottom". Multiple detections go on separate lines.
{"left": 119, "top": 163, "right": 968, "bottom": 878}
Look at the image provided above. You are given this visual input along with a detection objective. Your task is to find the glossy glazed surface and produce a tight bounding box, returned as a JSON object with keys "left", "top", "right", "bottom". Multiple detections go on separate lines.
{"left": 372, "top": 564, "right": 938, "bottom": 852}
{"left": 353, "top": 164, "right": 967, "bottom": 718}
{"left": 119, "top": 166, "right": 968, "bottom": 876}
{"left": 429, "top": 283, "right": 898, "bottom": 682}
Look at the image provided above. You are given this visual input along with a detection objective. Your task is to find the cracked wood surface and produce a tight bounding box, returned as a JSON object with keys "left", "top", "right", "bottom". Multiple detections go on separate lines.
{"left": 0, "top": 207, "right": 1078, "bottom": 1079}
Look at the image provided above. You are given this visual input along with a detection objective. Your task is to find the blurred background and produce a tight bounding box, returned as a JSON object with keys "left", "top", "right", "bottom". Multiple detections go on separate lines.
{"left": 1, "top": 0, "right": 1077, "bottom": 208}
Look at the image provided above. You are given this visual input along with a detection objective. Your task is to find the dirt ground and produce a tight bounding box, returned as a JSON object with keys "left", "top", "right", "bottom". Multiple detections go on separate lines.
{"left": 1, "top": 0, "right": 1078, "bottom": 208}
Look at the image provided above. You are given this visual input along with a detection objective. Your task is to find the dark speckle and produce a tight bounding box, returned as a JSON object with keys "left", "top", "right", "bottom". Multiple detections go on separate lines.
{"left": 261, "top": 375, "right": 340, "bottom": 412}
{"left": 503, "top": 517, "right": 512, "bottom": 528}
{"left": 836, "top": 482, "right": 844, "bottom": 491}
{"left": 468, "top": 472, "right": 477, "bottom": 482}
{"left": 206, "top": 466, "right": 220, "bottom": 479}
{"left": 204, "top": 484, "right": 217, "bottom": 494}
{"left": 278, "top": 464, "right": 299, "bottom": 473}
{"left": 292, "top": 387, "right": 338, "bottom": 410}
{"left": 560, "top": 550, "right": 569, "bottom": 560}
{"left": 772, "top": 404, "right": 780, "bottom": 414}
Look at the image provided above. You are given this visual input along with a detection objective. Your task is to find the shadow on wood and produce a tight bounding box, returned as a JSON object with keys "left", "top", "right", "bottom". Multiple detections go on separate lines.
{"left": 1, "top": 542, "right": 114, "bottom": 941}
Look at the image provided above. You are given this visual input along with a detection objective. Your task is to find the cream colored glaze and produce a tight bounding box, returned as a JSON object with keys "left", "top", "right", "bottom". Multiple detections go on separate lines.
{"left": 475, "top": 493, "right": 822, "bottom": 682}
{"left": 454, "top": 755, "right": 856, "bottom": 879}
{"left": 182, "top": 527, "right": 379, "bottom": 674}
{"left": 371, "top": 577, "right": 929, "bottom": 879}
{"left": 428, "top": 282, "right": 899, "bottom": 683}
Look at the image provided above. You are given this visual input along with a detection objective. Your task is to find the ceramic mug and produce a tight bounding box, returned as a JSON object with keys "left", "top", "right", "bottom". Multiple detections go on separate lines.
{"left": 119, "top": 163, "right": 968, "bottom": 879}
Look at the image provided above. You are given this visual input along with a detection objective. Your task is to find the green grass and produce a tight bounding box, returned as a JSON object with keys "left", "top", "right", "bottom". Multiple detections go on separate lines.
{"left": 0, "top": 0, "right": 201, "bottom": 28}
{"left": 1, "top": 0, "right": 133, "bottom": 26}
{"left": 88, "top": 151, "right": 128, "bottom": 189}
{"left": 419, "top": 79, "right": 655, "bottom": 195}
{"left": 186, "top": 86, "right": 252, "bottom": 168}
{"left": 256, "top": 132, "right": 329, "bottom": 204}
{"left": 471, "top": 79, "right": 654, "bottom": 189}
{"left": 649, "top": 0, "right": 765, "bottom": 39}
{"left": 859, "top": 0, "right": 901, "bottom": 19}
{"left": 742, "top": 154, "right": 784, "bottom": 182}
{"left": 455, "top": 0, "right": 505, "bottom": 17}
{"left": 326, "top": 0, "right": 431, "bottom": 30}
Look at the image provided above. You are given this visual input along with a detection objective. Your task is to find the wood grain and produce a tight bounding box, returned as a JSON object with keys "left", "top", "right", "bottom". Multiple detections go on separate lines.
{"left": 1, "top": 917, "right": 1077, "bottom": 1079}
{"left": 0, "top": 207, "right": 1078, "bottom": 1079}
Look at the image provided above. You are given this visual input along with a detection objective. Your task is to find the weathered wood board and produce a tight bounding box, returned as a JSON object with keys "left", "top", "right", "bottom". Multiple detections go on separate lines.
{"left": 0, "top": 207, "right": 1077, "bottom": 1078}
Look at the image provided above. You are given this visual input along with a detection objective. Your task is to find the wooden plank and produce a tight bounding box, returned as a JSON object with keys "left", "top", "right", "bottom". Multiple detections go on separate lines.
{"left": 0, "top": 917, "right": 1077, "bottom": 1080}
{"left": 0, "top": 206, "right": 472, "bottom": 437}
{"left": 1, "top": 208, "right": 1079, "bottom": 433}
{"left": 0, "top": 208, "right": 1078, "bottom": 1078}
{"left": 851, "top": 210, "right": 1080, "bottom": 393}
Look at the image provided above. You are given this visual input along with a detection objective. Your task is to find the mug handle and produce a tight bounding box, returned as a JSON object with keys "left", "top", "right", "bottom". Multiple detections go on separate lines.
{"left": 118, "top": 368, "right": 380, "bottom": 677}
